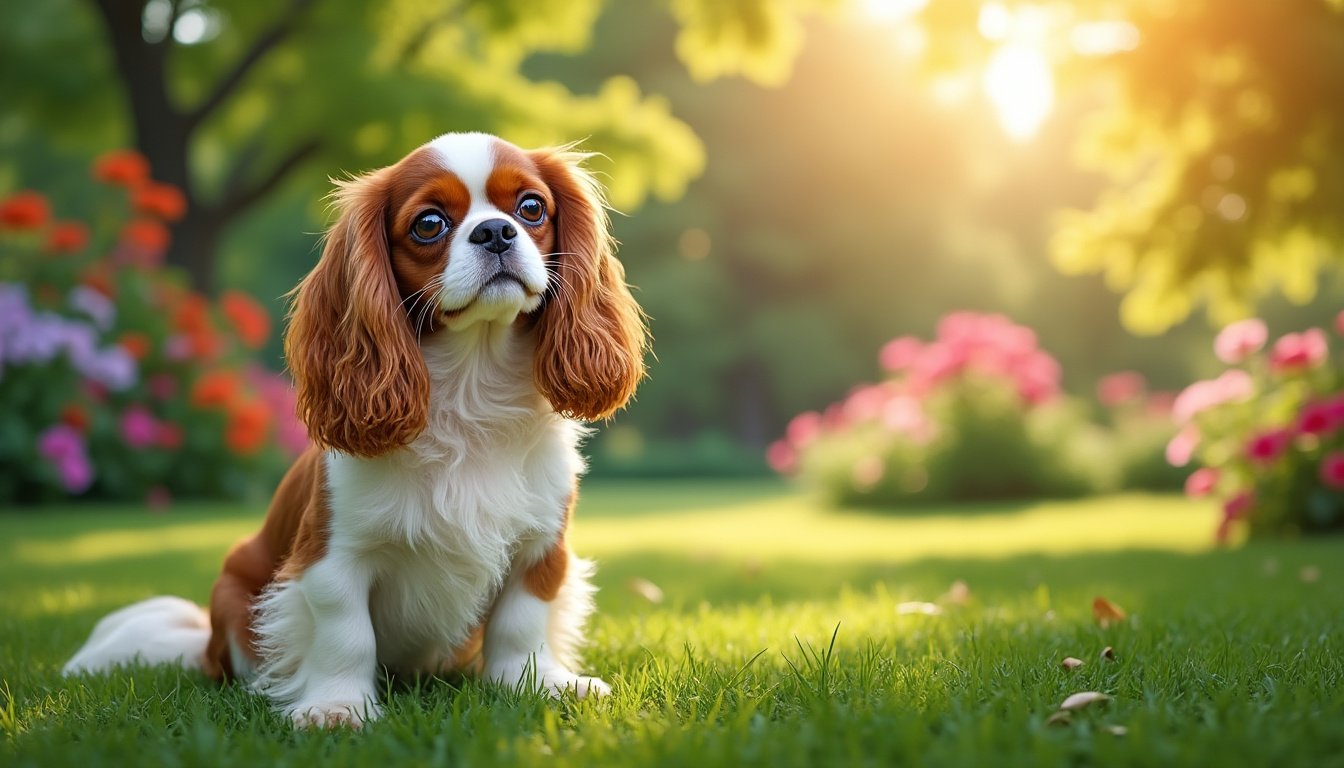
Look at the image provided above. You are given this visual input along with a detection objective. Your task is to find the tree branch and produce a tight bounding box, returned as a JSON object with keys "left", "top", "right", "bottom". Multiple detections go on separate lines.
{"left": 184, "top": 0, "right": 317, "bottom": 133}
{"left": 216, "top": 137, "right": 322, "bottom": 220}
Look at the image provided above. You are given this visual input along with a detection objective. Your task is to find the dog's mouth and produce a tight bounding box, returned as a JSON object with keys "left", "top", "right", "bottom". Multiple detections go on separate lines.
{"left": 439, "top": 271, "right": 540, "bottom": 319}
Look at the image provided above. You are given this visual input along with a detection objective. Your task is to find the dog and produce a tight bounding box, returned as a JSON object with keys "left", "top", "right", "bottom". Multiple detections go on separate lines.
{"left": 64, "top": 132, "right": 648, "bottom": 728}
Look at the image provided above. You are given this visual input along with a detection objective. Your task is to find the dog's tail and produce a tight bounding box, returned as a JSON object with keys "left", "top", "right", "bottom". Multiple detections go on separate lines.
{"left": 63, "top": 596, "right": 210, "bottom": 675}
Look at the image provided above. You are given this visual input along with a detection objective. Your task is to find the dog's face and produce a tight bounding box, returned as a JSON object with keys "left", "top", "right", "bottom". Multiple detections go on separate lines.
{"left": 285, "top": 133, "right": 648, "bottom": 458}
{"left": 382, "top": 134, "right": 554, "bottom": 331}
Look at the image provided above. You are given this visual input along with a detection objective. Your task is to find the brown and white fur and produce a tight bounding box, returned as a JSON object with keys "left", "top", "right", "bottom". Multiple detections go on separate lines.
{"left": 63, "top": 132, "right": 648, "bottom": 728}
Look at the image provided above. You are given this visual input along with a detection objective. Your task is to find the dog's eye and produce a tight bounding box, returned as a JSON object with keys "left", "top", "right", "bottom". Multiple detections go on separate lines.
{"left": 515, "top": 195, "right": 546, "bottom": 225}
{"left": 410, "top": 211, "right": 450, "bottom": 244}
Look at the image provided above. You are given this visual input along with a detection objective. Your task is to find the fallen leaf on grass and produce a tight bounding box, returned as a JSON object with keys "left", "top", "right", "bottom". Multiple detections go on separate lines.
{"left": 895, "top": 601, "right": 943, "bottom": 616}
{"left": 627, "top": 578, "right": 664, "bottom": 603}
{"left": 1300, "top": 565, "right": 1321, "bottom": 583}
{"left": 1100, "top": 646, "right": 1115, "bottom": 661}
{"left": 1104, "top": 725, "right": 1128, "bottom": 736}
{"left": 945, "top": 580, "right": 971, "bottom": 604}
{"left": 1061, "top": 657, "right": 1085, "bottom": 670}
{"left": 1092, "top": 597, "right": 1127, "bottom": 628}
{"left": 1060, "top": 692, "right": 1111, "bottom": 710}
{"left": 1045, "top": 711, "right": 1072, "bottom": 726}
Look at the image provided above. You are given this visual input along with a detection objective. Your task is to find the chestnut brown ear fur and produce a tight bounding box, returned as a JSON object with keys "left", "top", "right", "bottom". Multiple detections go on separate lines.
{"left": 284, "top": 170, "right": 429, "bottom": 457}
{"left": 530, "top": 150, "right": 649, "bottom": 421}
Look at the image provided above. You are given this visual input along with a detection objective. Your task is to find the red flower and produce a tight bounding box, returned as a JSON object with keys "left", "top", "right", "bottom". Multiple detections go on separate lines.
{"left": 0, "top": 191, "right": 51, "bottom": 229}
{"left": 1245, "top": 429, "right": 1293, "bottom": 466}
{"left": 1298, "top": 400, "right": 1344, "bottom": 436}
{"left": 189, "top": 329, "right": 222, "bottom": 361}
{"left": 119, "top": 332, "right": 152, "bottom": 361}
{"left": 121, "top": 218, "right": 171, "bottom": 255}
{"left": 156, "top": 422, "right": 184, "bottom": 450}
{"left": 1269, "top": 329, "right": 1328, "bottom": 374}
{"left": 60, "top": 404, "right": 91, "bottom": 432}
{"left": 191, "top": 370, "right": 241, "bottom": 408}
{"left": 80, "top": 266, "right": 116, "bottom": 298}
{"left": 173, "top": 294, "right": 211, "bottom": 334}
{"left": 1320, "top": 452, "right": 1344, "bottom": 490}
{"left": 44, "top": 221, "right": 90, "bottom": 253}
{"left": 220, "top": 291, "right": 271, "bottom": 349}
{"left": 132, "top": 182, "right": 187, "bottom": 222}
{"left": 93, "top": 150, "right": 150, "bottom": 187}
{"left": 226, "top": 400, "right": 271, "bottom": 456}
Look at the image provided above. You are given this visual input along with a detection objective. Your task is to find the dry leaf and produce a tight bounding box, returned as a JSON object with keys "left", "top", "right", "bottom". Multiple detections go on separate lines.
{"left": 946, "top": 580, "right": 971, "bottom": 604}
{"left": 627, "top": 577, "right": 664, "bottom": 603}
{"left": 1061, "top": 657, "right": 1085, "bottom": 670}
{"left": 1300, "top": 565, "right": 1321, "bottom": 583}
{"left": 1045, "top": 711, "right": 1072, "bottom": 726}
{"left": 1060, "top": 691, "right": 1111, "bottom": 710}
{"left": 1101, "top": 646, "right": 1116, "bottom": 661}
{"left": 1092, "top": 597, "right": 1127, "bottom": 628}
{"left": 895, "top": 601, "right": 943, "bottom": 616}
{"left": 1104, "top": 725, "right": 1129, "bottom": 736}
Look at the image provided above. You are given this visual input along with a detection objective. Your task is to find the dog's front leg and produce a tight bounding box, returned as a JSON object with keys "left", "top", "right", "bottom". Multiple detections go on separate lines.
{"left": 255, "top": 556, "right": 381, "bottom": 728}
{"left": 483, "top": 538, "right": 609, "bottom": 699}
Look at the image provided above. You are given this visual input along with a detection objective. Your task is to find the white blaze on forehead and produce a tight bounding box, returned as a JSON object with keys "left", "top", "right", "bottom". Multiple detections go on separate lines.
{"left": 426, "top": 132, "right": 498, "bottom": 210}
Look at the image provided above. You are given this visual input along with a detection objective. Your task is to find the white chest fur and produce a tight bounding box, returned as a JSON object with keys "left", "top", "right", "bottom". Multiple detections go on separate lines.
{"left": 319, "top": 325, "right": 585, "bottom": 670}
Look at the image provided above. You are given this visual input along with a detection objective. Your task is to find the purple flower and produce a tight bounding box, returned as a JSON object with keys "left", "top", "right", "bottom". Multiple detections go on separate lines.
{"left": 119, "top": 405, "right": 159, "bottom": 448}
{"left": 68, "top": 286, "right": 116, "bottom": 331}
{"left": 38, "top": 424, "right": 95, "bottom": 494}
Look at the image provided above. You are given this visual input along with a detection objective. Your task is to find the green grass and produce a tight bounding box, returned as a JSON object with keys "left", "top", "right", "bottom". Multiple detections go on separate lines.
{"left": 3, "top": 481, "right": 1343, "bottom": 767}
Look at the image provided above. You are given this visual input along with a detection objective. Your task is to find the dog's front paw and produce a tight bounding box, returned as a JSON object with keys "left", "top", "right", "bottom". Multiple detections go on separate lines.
{"left": 550, "top": 674, "right": 610, "bottom": 699}
{"left": 288, "top": 699, "right": 381, "bottom": 729}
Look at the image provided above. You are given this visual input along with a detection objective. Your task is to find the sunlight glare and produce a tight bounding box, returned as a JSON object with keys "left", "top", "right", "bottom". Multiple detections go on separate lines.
{"left": 982, "top": 44, "right": 1054, "bottom": 141}
{"left": 862, "top": 0, "right": 929, "bottom": 24}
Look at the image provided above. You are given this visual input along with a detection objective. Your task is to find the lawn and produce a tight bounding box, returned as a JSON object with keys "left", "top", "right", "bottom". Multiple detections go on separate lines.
{"left": 2, "top": 481, "right": 1343, "bottom": 767}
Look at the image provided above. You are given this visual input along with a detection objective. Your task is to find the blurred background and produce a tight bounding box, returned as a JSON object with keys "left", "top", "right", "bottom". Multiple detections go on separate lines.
{"left": 2, "top": 0, "right": 1342, "bottom": 539}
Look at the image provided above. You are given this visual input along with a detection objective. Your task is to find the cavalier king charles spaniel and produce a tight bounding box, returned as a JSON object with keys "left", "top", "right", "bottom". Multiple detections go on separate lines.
{"left": 63, "top": 132, "right": 648, "bottom": 728}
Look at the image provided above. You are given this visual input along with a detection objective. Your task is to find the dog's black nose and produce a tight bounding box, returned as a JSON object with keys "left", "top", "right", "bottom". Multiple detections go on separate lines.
{"left": 468, "top": 218, "right": 517, "bottom": 254}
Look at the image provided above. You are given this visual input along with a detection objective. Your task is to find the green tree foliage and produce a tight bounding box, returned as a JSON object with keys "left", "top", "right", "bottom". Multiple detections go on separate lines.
{"left": 0, "top": 0, "right": 724, "bottom": 291}
{"left": 1049, "top": 0, "right": 1344, "bottom": 333}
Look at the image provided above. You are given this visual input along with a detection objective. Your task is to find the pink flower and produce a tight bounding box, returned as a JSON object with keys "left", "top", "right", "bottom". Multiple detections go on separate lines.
{"left": 882, "top": 395, "right": 936, "bottom": 444}
{"left": 879, "top": 336, "right": 923, "bottom": 372}
{"left": 1213, "top": 318, "right": 1268, "bottom": 364}
{"left": 1184, "top": 467, "right": 1220, "bottom": 498}
{"left": 1320, "top": 452, "right": 1344, "bottom": 489}
{"left": 37, "top": 424, "right": 94, "bottom": 494}
{"left": 843, "top": 384, "right": 890, "bottom": 422}
{"left": 1172, "top": 370, "right": 1255, "bottom": 424}
{"left": 786, "top": 411, "right": 823, "bottom": 447}
{"left": 1245, "top": 428, "right": 1293, "bottom": 466}
{"left": 1165, "top": 424, "right": 1200, "bottom": 467}
{"left": 1269, "top": 328, "right": 1328, "bottom": 374}
{"left": 766, "top": 440, "right": 797, "bottom": 474}
{"left": 119, "top": 405, "right": 159, "bottom": 448}
{"left": 1097, "top": 371, "right": 1146, "bottom": 407}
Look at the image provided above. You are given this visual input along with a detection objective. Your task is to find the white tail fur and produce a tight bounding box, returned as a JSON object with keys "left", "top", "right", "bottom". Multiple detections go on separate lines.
{"left": 63, "top": 596, "right": 210, "bottom": 675}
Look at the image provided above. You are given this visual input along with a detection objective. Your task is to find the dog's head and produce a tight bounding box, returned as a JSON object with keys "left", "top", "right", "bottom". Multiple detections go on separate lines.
{"left": 286, "top": 132, "right": 648, "bottom": 457}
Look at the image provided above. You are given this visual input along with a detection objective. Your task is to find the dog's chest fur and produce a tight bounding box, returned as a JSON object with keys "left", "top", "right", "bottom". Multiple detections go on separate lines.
{"left": 322, "top": 327, "right": 585, "bottom": 669}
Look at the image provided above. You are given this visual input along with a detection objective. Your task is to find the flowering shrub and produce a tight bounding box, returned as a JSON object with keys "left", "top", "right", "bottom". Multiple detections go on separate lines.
{"left": 1093, "top": 371, "right": 1184, "bottom": 492}
{"left": 1169, "top": 316, "right": 1344, "bottom": 542}
{"left": 0, "top": 151, "right": 306, "bottom": 505}
{"left": 769, "top": 313, "right": 1106, "bottom": 506}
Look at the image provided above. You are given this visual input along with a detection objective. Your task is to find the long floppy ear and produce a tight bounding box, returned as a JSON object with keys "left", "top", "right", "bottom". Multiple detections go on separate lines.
{"left": 284, "top": 170, "right": 429, "bottom": 457}
{"left": 531, "top": 150, "right": 649, "bottom": 420}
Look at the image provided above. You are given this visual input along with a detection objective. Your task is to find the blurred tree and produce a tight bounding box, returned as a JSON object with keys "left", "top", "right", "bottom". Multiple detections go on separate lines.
{"left": 3, "top": 0, "right": 833, "bottom": 291}
{"left": 1050, "top": 0, "right": 1344, "bottom": 333}
{"left": 869, "top": 0, "right": 1344, "bottom": 333}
